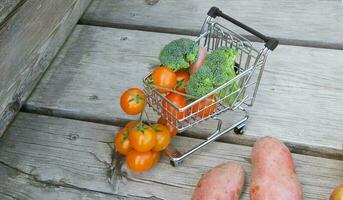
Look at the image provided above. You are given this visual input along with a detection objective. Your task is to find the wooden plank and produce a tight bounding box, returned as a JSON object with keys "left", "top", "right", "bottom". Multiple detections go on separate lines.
{"left": 0, "top": 113, "right": 342, "bottom": 199}
{"left": 0, "top": 0, "right": 22, "bottom": 25}
{"left": 0, "top": 0, "right": 91, "bottom": 136}
{"left": 24, "top": 25, "right": 343, "bottom": 159}
{"left": 0, "top": 164, "right": 141, "bottom": 200}
{"left": 81, "top": 0, "right": 343, "bottom": 49}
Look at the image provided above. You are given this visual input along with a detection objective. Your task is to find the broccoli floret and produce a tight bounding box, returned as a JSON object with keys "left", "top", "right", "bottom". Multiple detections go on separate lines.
{"left": 186, "top": 66, "right": 215, "bottom": 98}
{"left": 159, "top": 38, "right": 199, "bottom": 71}
{"left": 186, "top": 47, "right": 240, "bottom": 105}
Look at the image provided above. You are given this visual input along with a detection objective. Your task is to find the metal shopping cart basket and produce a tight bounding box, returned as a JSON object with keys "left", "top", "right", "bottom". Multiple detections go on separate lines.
{"left": 143, "top": 7, "right": 279, "bottom": 166}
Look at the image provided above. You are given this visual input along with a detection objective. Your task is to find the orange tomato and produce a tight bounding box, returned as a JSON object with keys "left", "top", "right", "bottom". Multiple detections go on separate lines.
{"left": 152, "top": 66, "right": 177, "bottom": 93}
{"left": 151, "top": 124, "right": 171, "bottom": 152}
{"left": 330, "top": 184, "right": 343, "bottom": 200}
{"left": 128, "top": 123, "right": 156, "bottom": 152}
{"left": 175, "top": 70, "right": 190, "bottom": 93}
{"left": 125, "top": 120, "right": 140, "bottom": 130}
{"left": 192, "top": 95, "right": 218, "bottom": 118}
{"left": 114, "top": 127, "right": 131, "bottom": 155}
{"left": 120, "top": 88, "right": 146, "bottom": 115}
{"left": 162, "top": 93, "right": 189, "bottom": 125}
{"left": 157, "top": 117, "right": 177, "bottom": 137}
{"left": 126, "top": 150, "right": 154, "bottom": 172}
{"left": 151, "top": 151, "right": 161, "bottom": 166}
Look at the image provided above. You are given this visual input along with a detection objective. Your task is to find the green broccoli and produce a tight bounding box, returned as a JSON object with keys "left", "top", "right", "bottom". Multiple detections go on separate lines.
{"left": 159, "top": 38, "right": 199, "bottom": 71}
{"left": 186, "top": 47, "right": 240, "bottom": 105}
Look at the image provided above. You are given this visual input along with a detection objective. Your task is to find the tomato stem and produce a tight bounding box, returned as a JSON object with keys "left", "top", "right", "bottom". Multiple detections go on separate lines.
{"left": 143, "top": 110, "right": 152, "bottom": 126}
{"left": 138, "top": 107, "right": 144, "bottom": 123}
{"left": 122, "top": 128, "right": 129, "bottom": 142}
{"left": 138, "top": 99, "right": 148, "bottom": 124}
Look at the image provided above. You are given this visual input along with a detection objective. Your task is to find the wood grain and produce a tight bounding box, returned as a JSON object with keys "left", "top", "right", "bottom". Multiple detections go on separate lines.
{"left": 0, "top": 163, "right": 144, "bottom": 200}
{"left": 0, "top": 113, "right": 342, "bottom": 199}
{"left": 0, "top": 0, "right": 22, "bottom": 25}
{"left": 24, "top": 25, "right": 343, "bottom": 159}
{"left": 81, "top": 0, "right": 343, "bottom": 49}
{"left": 0, "top": 0, "right": 91, "bottom": 136}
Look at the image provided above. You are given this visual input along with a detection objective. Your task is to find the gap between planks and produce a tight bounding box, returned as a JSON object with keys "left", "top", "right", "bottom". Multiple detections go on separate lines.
{"left": 0, "top": 0, "right": 92, "bottom": 137}
{"left": 77, "top": 19, "right": 343, "bottom": 51}
{"left": 20, "top": 108, "right": 343, "bottom": 162}
{"left": 79, "top": 0, "right": 343, "bottom": 51}
{"left": 22, "top": 25, "right": 343, "bottom": 161}
{"left": 0, "top": 0, "right": 26, "bottom": 29}
{"left": 0, "top": 161, "right": 147, "bottom": 200}
{"left": 0, "top": 112, "right": 342, "bottom": 200}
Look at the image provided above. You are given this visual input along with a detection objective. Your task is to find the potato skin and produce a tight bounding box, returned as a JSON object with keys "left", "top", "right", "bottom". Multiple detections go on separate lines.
{"left": 250, "top": 136, "right": 303, "bottom": 200}
{"left": 189, "top": 47, "right": 207, "bottom": 75}
{"left": 192, "top": 162, "right": 245, "bottom": 200}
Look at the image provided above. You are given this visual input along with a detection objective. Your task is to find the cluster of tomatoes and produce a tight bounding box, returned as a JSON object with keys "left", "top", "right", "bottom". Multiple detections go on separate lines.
{"left": 116, "top": 65, "right": 217, "bottom": 173}
{"left": 151, "top": 66, "right": 217, "bottom": 122}
{"left": 117, "top": 86, "right": 177, "bottom": 172}
{"left": 152, "top": 66, "right": 190, "bottom": 123}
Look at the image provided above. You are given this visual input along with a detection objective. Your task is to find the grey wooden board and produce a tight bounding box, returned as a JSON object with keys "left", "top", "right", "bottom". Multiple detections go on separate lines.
{"left": 0, "top": 0, "right": 22, "bottom": 25}
{"left": 81, "top": 0, "right": 343, "bottom": 49}
{"left": 0, "top": 164, "right": 141, "bottom": 200}
{"left": 24, "top": 25, "right": 343, "bottom": 159}
{"left": 0, "top": 0, "right": 91, "bottom": 136}
{"left": 0, "top": 113, "right": 342, "bottom": 200}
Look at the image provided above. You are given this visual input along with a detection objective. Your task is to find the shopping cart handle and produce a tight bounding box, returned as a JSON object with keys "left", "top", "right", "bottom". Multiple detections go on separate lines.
{"left": 207, "top": 7, "right": 279, "bottom": 51}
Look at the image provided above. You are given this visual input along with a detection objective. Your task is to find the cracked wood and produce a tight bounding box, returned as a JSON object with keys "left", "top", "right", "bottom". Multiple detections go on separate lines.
{"left": 0, "top": 162, "right": 145, "bottom": 200}
{"left": 0, "top": 113, "right": 342, "bottom": 199}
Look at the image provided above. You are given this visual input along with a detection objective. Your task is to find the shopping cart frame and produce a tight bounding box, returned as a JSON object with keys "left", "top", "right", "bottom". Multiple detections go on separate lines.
{"left": 143, "top": 7, "right": 278, "bottom": 166}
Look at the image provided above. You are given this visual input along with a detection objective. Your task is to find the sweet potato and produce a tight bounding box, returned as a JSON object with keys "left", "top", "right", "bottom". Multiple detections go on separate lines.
{"left": 250, "top": 136, "right": 303, "bottom": 200}
{"left": 192, "top": 162, "right": 245, "bottom": 200}
{"left": 189, "top": 47, "right": 207, "bottom": 74}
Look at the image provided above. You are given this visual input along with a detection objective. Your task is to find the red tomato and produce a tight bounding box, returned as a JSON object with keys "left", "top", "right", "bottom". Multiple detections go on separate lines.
{"left": 120, "top": 88, "right": 146, "bottom": 115}
{"left": 126, "top": 150, "right": 154, "bottom": 173}
{"left": 114, "top": 127, "right": 131, "bottom": 155}
{"left": 175, "top": 70, "right": 190, "bottom": 93}
{"left": 151, "top": 124, "right": 171, "bottom": 152}
{"left": 151, "top": 66, "right": 177, "bottom": 93}
{"left": 157, "top": 117, "right": 177, "bottom": 137}
{"left": 192, "top": 95, "right": 218, "bottom": 118}
{"left": 162, "top": 93, "right": 189, "bottom": 125}
{"left": 128, "top": 123, "right": 156, "bottom": 152}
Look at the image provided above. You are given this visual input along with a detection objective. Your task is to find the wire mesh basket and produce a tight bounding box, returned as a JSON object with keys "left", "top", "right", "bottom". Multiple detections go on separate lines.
{"left": 143, "top": 7, "right": 278, "bottom": 166}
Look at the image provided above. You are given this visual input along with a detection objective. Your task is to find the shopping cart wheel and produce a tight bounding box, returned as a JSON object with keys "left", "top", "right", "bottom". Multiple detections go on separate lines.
{"left": 234, "top": 124, "right": 245, "bottom": 135}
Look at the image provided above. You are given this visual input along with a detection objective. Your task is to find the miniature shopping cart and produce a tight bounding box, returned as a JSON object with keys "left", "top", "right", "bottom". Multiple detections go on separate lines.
{"left": 143, "top": 7, "right": 278, "bottom": 166}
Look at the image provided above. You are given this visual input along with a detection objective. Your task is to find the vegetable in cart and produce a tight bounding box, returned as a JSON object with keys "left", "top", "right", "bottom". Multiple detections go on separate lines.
{"left": 159, "top": 38, "right": 199, "bottom": 71}
{"left": 142, "top": 7, "right": 278, "bottom": 166}
{"left": 187, "top": 47, "right": 240, "bottom": 105}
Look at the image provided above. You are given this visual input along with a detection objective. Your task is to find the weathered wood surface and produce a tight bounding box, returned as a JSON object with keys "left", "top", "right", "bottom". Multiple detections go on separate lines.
{"left": 0, "top": 113, "right": 342, "bottom": 200}
{"left": 81, "top": 0, "right": 343, "bottom": 49}
{"left": 24, "top": 25, "right": 343, "bottom": 159}
{"left": 0, "top": 164, "right": 140, "bottom": 200}
{"left": 0, "top": 0, "right": 91, "bottom": 136}
{"left": 0, "top": 0, "right": 22, "bottom": 25}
